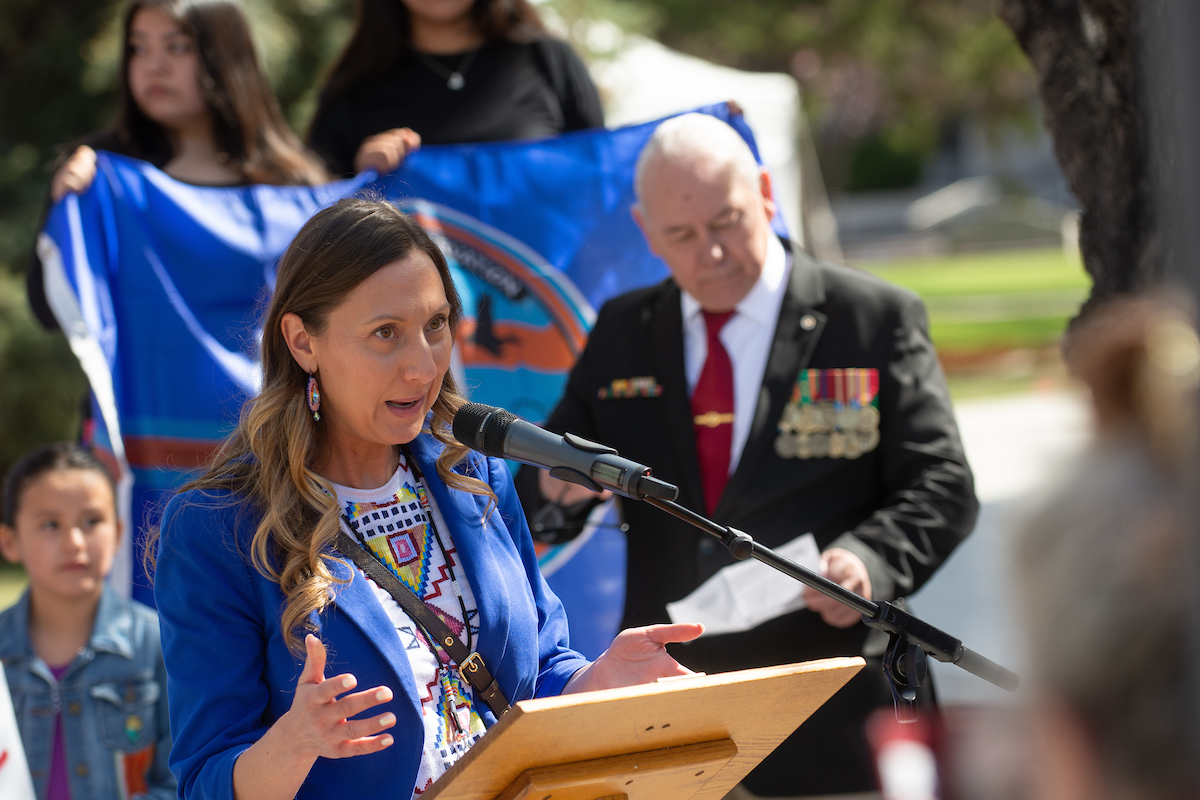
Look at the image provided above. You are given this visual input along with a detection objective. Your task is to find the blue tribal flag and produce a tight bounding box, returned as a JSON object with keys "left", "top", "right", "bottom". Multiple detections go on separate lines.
{"left": 38, "top": 103, "right": 781, "bottom": 658}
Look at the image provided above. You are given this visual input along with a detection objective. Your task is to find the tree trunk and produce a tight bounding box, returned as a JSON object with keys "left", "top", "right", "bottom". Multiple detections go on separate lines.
{"left": 997, "top": 0, "right": 1160, "bottom": 315}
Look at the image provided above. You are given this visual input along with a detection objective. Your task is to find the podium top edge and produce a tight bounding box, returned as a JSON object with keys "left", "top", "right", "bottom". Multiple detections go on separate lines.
{"left": 512, "top": 656, "right": 866, "bottom": 716}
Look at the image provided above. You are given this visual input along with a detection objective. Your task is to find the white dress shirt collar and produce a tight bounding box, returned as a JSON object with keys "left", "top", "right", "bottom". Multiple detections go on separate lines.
{"left": 680, "top": 235, "right": 792, "bottom": 477}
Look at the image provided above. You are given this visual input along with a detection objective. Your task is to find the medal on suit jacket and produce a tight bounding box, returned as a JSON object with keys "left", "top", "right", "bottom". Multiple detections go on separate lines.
{"left": 774, "top": 368, "right": 881, "bottom": 460}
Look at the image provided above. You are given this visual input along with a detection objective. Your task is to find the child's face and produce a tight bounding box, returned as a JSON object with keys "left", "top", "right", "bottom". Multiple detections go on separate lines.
{"left": 126, "top": 6, "right": 208, "bottom": 133}
{"left": 0, "top": 469, "right": 121, "bottom": 604}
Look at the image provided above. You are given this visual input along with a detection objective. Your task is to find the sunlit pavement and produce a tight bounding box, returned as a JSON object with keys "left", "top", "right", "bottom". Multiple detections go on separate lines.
{"left": 908, "top": 390, "right": 1092, "bottom": 705}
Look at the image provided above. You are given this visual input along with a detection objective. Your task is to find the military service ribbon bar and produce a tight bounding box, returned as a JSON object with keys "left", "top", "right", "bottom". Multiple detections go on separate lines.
{"left": 775, "top": 368, "right": 881, "bottom": 460}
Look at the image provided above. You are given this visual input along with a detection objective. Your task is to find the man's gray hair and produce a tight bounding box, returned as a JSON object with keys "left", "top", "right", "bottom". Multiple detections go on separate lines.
{"left": 633, "top": 113, "right": 763, "bottom": 204}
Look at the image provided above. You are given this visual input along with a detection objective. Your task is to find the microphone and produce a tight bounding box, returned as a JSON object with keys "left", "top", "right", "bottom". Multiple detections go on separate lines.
{"left": 452, "top": 403, "right": 679, "bottom": 501}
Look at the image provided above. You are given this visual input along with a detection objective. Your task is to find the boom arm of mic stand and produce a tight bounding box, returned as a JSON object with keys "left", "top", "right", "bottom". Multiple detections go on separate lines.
{"left": 640, "top": 495, "right": 1019, "bottom": 693}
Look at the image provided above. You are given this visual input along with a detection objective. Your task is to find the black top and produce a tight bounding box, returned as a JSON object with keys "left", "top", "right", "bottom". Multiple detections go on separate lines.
{"left": 308, "top": 37, "right": 604, "bottom": 177}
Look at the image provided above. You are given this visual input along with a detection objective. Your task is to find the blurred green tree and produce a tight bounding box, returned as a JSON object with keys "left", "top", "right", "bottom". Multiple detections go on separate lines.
{"left": 547, "top": 0, "right": 1037, "bottom": 193}
{"left": 0, "top": 271, "right": 89, "bottom": 477}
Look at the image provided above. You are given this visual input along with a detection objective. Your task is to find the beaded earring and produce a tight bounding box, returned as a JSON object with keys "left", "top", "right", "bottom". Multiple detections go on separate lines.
{"left": 306, "top": 374, "right": 321, "bottom": 422}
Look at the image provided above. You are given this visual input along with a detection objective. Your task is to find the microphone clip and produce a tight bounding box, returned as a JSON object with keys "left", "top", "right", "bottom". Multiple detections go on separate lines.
{"left": 547, "top": 465, "right": 604, "bottom": 494}
{"left": 882, "top": 632, "right": 928, "bottom": 723}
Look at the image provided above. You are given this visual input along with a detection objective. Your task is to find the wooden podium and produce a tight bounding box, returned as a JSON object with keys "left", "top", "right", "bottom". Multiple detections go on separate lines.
{"left": 426, "top": 657, "right": 864, "bottom": 800}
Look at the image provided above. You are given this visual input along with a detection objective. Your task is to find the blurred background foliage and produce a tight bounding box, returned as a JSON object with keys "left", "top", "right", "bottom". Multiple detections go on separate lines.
{"left": 547, "top": 0, "right": 1038, "bottom": 193}
{"left": 0, "top": 0, "right": 1038, "bottom": 487}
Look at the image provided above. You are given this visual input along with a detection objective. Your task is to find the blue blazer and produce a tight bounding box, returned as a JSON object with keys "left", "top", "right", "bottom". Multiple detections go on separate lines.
{"left": 155, "top": 434, "right": 589, "bottom": 799}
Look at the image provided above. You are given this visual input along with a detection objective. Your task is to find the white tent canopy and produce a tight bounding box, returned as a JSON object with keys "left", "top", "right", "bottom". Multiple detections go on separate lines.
{"left": 577, "top": 28, "right": 839, "bottom": 258}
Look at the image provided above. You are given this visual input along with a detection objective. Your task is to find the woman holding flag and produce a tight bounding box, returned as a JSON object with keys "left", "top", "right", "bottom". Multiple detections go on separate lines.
{"left": 152, "top": 197, "right": 700, "bottom": 799}
{"left": 27, "top": 0, "right": 342, "bottom": 611}
{"left": 29, "top": 0, "right": 327, "bottom": 328}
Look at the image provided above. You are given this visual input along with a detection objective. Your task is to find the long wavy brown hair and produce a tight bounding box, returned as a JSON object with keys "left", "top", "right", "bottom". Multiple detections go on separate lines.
{"left": 151, "top": 197, "right": 491, "bottom": 653}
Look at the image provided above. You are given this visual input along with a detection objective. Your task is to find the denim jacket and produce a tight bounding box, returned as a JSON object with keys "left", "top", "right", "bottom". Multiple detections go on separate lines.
{"left": 0, "top": 585, "right": 175, "bottom": 800}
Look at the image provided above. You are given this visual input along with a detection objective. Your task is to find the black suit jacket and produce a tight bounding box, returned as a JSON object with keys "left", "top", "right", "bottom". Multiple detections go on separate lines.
{"left": 519, "top": 244, "right": 978, "bottom": 794}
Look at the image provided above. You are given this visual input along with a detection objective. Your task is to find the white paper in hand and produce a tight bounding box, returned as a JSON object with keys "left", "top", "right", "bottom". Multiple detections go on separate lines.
{"left": 666, "top": 533, "right": 822, "bottom": 636}
{"left": 0, "top": 665, "right": 36, "bottom": 800}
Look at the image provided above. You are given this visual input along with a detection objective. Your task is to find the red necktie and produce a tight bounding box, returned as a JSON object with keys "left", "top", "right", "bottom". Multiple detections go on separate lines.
{"left": 692, "top": 310, "right": 735, "bottom": 515}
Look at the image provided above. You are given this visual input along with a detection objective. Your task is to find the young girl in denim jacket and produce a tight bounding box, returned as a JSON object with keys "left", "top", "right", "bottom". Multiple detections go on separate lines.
{"left": 0, "top": 443, "right": 174, "bottom": 799}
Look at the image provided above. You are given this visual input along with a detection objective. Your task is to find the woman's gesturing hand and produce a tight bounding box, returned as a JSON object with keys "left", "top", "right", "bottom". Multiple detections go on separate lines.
{"left": 51, "top": 146, "right": 98, "bottom": 202}
{"left": 282, "top": 634, "right": 398, "bottom": 759}
{"left": 563, "top": 623, "right": 705, "bottom": 694}
{"left": 232, "top": 635, "right": 397, "bottom": 800}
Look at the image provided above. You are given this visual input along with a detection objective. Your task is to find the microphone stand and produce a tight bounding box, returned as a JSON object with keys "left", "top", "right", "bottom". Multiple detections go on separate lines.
{"left": 637, "top": 494, "right": 1019, "bottom": 721}
{"left": 449, "top": 401, "right": 1018, "bottom": 718}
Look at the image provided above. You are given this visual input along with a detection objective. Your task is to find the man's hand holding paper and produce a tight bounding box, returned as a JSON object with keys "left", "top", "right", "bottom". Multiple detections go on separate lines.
{"left": 803, "top": 548, "right": 872, "bottom": 628}
{"left": 666, "top": 534, "right": 822, "bottom": 635}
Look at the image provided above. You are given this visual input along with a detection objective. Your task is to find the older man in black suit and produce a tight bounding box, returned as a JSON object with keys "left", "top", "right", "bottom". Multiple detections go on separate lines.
{"left": 518, "top": 113, "right": 978, "bottom": 798}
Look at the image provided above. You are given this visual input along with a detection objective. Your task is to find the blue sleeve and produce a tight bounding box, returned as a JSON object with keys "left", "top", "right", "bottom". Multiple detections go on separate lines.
{"left": 154, "top": 493, "right": 271, "bottom": 800}
{"left": 485, "top": 456, "right": 589, "bottom": 697}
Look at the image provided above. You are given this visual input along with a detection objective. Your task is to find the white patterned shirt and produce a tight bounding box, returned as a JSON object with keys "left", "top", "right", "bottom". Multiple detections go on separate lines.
{"left": 330, "top": 454, "right": 484, "bottom": 798}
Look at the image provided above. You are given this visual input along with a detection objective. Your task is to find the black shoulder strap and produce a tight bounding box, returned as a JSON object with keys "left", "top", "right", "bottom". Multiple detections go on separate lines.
{"left": 333, "top": 531, "right": 510, "bottom": 717}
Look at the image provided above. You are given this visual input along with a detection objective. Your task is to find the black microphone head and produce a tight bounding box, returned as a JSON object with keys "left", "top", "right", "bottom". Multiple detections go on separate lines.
{"left": 452, "top": 403, "right": 517, "bottom": 458}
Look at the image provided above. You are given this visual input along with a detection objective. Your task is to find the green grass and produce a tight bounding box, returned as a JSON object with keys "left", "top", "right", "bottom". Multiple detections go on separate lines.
{"left": 861, "top": 247, "right": 1092, "bottom": 355}
{"left": 928, "top": 317, "right": 1074, "bottom": 351}
{"left": 864, "top": 248, "right": 1091, "bottom": 297}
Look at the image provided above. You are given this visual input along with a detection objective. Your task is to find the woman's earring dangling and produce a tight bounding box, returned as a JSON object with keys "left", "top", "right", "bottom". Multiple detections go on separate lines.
{"left": 306, "top": 374, "right": 321, "bottom": 422}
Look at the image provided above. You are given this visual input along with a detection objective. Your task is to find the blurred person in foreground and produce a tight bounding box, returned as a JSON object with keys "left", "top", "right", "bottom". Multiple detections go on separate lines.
{"left": 518, "top": 112, "right": 979, "bottom": 798}
{"left": 1015, "top": 296, "right": 1200, "bottom": 800}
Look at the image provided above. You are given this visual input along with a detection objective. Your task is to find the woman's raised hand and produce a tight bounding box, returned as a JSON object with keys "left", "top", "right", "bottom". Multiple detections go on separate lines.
{"left": 353, "top": 127, "right": 421, "bottom": 175}
{"left": 232, "top": 635, "right": 397, "bottom": 800}
{"left": 281, "top": 634, "right": 397, "bottom": 759}
{"left": 562, "top": 623, "right": 705, "bottom": 694}
{"left": 50, "top": 146, "right": 98, "bottom": 202}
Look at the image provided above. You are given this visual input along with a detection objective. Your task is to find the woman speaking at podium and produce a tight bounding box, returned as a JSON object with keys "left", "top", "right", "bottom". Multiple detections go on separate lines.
{"left": 150, "top": 197, "right": 700, "bottom": 800}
